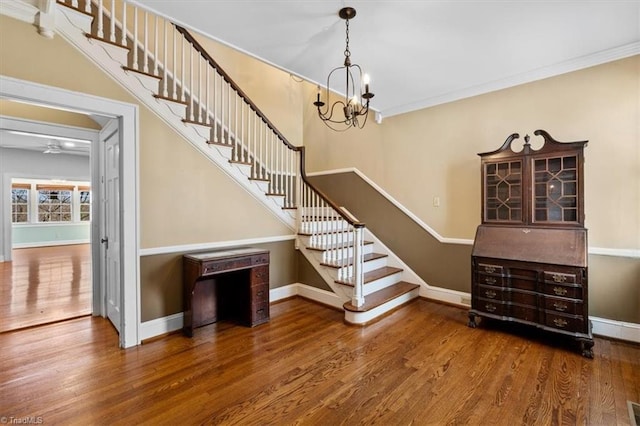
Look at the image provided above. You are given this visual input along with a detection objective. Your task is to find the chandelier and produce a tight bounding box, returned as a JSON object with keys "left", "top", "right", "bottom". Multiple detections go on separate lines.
{"left": 313, "top": 7, "right": 374, "bottom": 131}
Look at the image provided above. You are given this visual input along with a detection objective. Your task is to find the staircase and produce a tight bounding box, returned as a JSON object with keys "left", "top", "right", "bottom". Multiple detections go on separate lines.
{"left": 49, "top": 0, "right": 421, "bottom": 324}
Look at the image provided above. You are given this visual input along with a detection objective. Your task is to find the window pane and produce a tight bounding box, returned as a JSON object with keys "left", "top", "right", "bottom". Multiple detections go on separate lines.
{"left": 38, "top": 190, "right": 72, "bottom": 222}
{"left": 80, "top": 190, "right": 91, "bottom": 221}
{"left": 11, "top": 188, "right": 29, "bottom": 223}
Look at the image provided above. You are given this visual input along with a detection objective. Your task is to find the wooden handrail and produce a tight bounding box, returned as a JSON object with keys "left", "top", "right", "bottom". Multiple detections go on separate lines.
{"left": 175, "top": 25, "right": 364, "bottom": 228}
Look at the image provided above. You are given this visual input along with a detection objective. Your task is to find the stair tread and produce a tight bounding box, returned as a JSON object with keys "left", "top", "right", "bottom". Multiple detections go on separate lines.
{"left": 154, "top": 94, "right": 188, "bottom": 105}
{"left": 336, "top": 266, "right": 403, "bottom": 286}
{"left": 86, "top": 33, "right": 131, "bottom": 51}
{"left": 122, "top": 65, "right": 161, "bottom": 80}
{"left": 321, "top": 252, "right": 387, "bottom": 268}
{"left": 183, "top": 119, "right": 212, "bottom": 127}
{"left": 343, "top": 281, "right": 420, "bottom": 312}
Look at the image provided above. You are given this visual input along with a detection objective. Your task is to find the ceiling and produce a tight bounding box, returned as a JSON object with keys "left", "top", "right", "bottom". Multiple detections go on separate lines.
{"left": 133, "top": 0, "right": 640, "bottom": 119}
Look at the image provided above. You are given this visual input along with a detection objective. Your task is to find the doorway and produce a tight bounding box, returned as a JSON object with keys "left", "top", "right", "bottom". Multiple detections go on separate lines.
{"left": 0, "top": 76, "right": 139, "bottom": 348}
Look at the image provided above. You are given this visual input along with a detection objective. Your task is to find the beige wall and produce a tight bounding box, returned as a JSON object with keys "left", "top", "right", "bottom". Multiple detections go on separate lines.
{"left": 303, "top": 57, "right": 639, "bottom": 324}
{"left": 303, "top": 56, "right": 640, "bottom": 251}
{"left": 0, "top": 15, "right": 301, "bottom": 321}
{"left": 0, "top": 14, "right": 293, "bottom": 249}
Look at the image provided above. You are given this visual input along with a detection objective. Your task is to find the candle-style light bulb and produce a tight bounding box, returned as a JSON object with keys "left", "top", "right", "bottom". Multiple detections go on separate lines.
{"left": 362, "top": 73, "right": 370, "bottom": 94}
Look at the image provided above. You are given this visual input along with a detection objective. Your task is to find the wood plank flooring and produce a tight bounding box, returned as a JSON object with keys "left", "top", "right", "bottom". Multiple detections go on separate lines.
{"left": 0, "top": 244, "right": 91, "bottom": 332}
{"left": 1, "top": 297, "right": 638, "bottom": 425}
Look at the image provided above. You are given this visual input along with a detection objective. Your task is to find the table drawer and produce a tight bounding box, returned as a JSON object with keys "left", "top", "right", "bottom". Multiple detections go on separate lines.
{"left": 251, "top": 266, "right": 269, "bottom": 285}
{"left": 203, "top": 257, "right": 251, "bottom": 275}
{"left": 252, "top": 253, "right": 270, "bottom": 265}
{"left": 252, "top": 301, "right": 269, "bottom": 323}
{"left": 476, "top": 274, "right": 505, "bottom": 287}
{"left": 251, "top": 284, "right": 269, "bottom": 303}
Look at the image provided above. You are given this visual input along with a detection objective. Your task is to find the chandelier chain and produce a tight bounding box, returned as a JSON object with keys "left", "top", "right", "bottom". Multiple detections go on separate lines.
{"left": 344, "top": 19, "right": 351, "bottom": 58}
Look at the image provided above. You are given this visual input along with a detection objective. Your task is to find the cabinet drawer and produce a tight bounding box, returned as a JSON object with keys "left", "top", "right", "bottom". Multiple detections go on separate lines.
{"left": 478, "top": 263, "right": 504, "bottom": 275}
{"left": 476, "top": 284, "right": 504, "bottom": 301}
{"left": 476, "top": 299, "right": 506, "bottom": 316}
{"left": 543, "top": 271, "right": 578, "bottom": 284}
{"left": 544, "top": 282, "right": 582, "bottom": 299}
{"left": 251, "top": 266, "right": 269, "bottom": 285}
{"left": 543, "top": 296, "right": 583, "bottom": 315}
{"left": 476, "top": 274, "right": 505, "bottom": 287}
{"left": 251, "top": 284, "right": 269, "bottom": 303}
{"left": 510, "top": 290, "right": 537, "bottom": 307}
{"left": 545, "top": 312, "right": 584, "bottom": 333}
{"left": 511, "top": 305, "right": 538, "bottom": 323}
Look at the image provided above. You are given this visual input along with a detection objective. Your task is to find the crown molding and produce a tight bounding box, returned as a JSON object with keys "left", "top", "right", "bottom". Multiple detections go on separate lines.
{"left": 381, "top": 42, "right": 640, "bottom": 118}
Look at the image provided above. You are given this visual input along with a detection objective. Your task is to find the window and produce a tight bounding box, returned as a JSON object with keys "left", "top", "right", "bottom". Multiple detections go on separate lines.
{"left": 79, "top": 187, "right": 91, "bottom": 222}
{"left": 11, "top": 184, "right": 30, "bottom": 223}
{"left": 37, "top": 187, "right": 73, "bottom": 222}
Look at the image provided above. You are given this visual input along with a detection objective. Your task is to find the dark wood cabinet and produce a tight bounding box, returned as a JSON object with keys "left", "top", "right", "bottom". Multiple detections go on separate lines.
{"left": 183, "top": 248, "right": 270, "bottom": 337}
{"left": 468, "top": 130, "right": 593, "bottom": 358}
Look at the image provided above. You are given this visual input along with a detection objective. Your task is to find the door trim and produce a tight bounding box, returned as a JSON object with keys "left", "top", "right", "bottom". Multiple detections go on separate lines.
{"left": 0, "top": 75, "right": 140, "bottom": 348}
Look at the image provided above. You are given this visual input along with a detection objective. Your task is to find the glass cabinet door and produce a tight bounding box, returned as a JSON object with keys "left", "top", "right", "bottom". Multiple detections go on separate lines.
{"left": 484, "top": 160, "right": 523, "bottom": 223}
{"left": 532, "top": 155, "right": 579, "bottom": 224}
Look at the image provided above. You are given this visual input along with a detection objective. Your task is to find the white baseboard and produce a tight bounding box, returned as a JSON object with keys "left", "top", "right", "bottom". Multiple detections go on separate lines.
{"left": 139, "top": 283, "right": 639, "bottom": 344}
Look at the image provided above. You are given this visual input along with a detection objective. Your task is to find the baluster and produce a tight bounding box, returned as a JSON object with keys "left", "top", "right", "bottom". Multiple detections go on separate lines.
{"left": 234, "top": 91, "right": 238, "bottom": 154}
{"left": 71, "top": 0, "right": 78, "bottom": 8}
{"left": 238, "top": 101, "right": 244, "bottom": 162}
{"left": 189, "top": 46, "right": 194, "bottom": 121}
{"left": 153, "top": 15, "right": 159, "bottom": 75}
{"left": 132, "top": 7, "right": 138, "bottom": 69}
{"left": 205, "top": 65, "right": 210, "bottom": 125}
{"left": 227, "top": 81, "right": 231, "bottom": 145}
{"left": 84, "top": 0, "right": 90, "bottom": 13}
{"left": 120, "top": 1, "right": 127, "bottom": 47}
{"left": 221, "top": 79, "right": 226, "bottom": 143}
{"left": 259, "top": 122, "right": 264, "bottom": 180}
{"left": 197, "top": 54, "right": 202, "bottom": 122}
{"left": 109, "top": 0, "right": 115, "bottom": 43}
{"left": 181, "top": 36, "right": 186, "bottom": 102}
{"left": 162, "top": 20, "right": 168, "bottom": 97}
{"left": 143, "top": 11, "right": 149, "bottom": 73}
{"left": 212, "top": 72, "right": 218, "bottom": 142}
{"left": 97, "top": 0, "right": 104, "bottom": 39}
{"left": 172, "top": 26, "right": 177, "bottom": 99}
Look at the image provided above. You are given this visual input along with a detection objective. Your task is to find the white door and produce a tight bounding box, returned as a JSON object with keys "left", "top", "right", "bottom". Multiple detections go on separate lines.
{"left": 101, "top": 120, "right": 121, "bottom": 332}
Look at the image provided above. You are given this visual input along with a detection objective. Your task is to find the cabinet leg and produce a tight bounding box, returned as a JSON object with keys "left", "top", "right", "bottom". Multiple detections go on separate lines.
{"left": 468, "top": 312, "right": 477, "bottom": 328}
{"left": 579, "top": 338, "right": 594, "bottom": 359}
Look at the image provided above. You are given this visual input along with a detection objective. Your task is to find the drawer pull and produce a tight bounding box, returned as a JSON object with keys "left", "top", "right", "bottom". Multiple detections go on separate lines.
{"left": 257, "top": 290, "right": 264, "bottom": 297}
{"left": 485, "top": 290, "right": 496, "bottom": 299}
{"left": 553, "top": 318, "right": 568, "bottom": 328}
{"left": 484, "top": 266, "right": 496, "bottom": 274}
{"left": 552, "top": 274, "right": 567, "bottom": 283}
{"left": 256, "top": 308, "right": 265, "bottom": 315}
{"left": 485, "top": 304, "right": 497, "bottom": 313}
{"left": 553, "top": 302, "right": 567, "bottom": 312}
{"left": 553, "top": 286, "right": 568, "bottom": 296}
{"left": 485, "top": 277, "right": 497, "bottom": 285}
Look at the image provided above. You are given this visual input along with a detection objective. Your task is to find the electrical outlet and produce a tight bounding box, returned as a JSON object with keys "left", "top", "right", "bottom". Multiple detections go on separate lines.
{"left": 433, "top": 196, "right": 440, "bottom": 207}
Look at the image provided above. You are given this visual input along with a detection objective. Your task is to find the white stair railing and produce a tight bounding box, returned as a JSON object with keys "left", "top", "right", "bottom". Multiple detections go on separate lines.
{"left": 57, "top": 0, "right": 366, "bottom": 307}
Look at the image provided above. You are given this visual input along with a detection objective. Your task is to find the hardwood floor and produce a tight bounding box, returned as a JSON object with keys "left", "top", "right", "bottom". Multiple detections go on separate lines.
{"left": 0, "top": 297, "right": 638, "bottom": 425}
{"left": 0, "top": 244, "right": 91, "bottom": 333}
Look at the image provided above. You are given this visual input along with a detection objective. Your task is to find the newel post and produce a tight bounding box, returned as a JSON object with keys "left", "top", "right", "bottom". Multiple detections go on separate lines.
{"left": 351, "top": 226, "right": 365, "bottom": 307}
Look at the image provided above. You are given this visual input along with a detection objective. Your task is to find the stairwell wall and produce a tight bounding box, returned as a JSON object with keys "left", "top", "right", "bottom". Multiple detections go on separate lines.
{"left": 0, "top": 14, "right": 299, "bottom": 321}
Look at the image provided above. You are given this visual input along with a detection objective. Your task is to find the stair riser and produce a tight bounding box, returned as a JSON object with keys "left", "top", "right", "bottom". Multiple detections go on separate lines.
{"left": 362, "top": 272, "right": 403, "bottom": 296}
{"left": 344, "top": 288, "right": 420, "bottom": 325}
